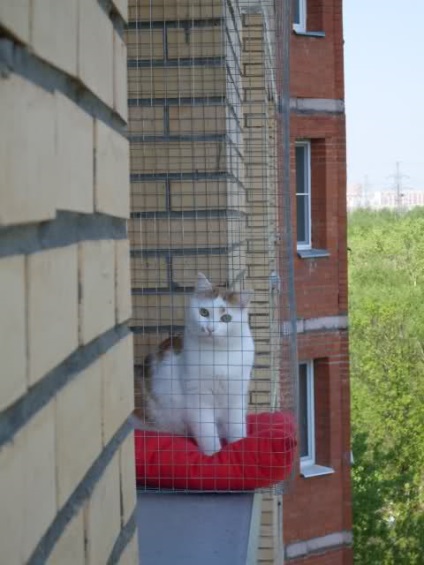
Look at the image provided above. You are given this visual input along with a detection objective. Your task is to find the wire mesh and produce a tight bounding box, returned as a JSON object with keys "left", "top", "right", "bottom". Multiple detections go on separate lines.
{"left": 127, "top": 0, "right": 298, "bottom": 494}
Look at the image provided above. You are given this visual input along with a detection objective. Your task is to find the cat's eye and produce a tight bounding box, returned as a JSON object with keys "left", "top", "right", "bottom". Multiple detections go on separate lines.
{"left": 221, "top": 314, "right": 232, "bottom": 323}
{"left": 199, "top": 308, "right": 210, "bottom": 318}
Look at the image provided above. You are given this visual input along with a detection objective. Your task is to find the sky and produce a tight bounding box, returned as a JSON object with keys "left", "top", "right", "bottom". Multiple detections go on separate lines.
{"left": 343, "top": 0, "right": 424, "bottom": 190}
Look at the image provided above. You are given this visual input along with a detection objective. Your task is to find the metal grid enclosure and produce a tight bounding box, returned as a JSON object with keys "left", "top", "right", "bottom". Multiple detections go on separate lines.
{"left": 127, "top": 0, "right": 297, "bottom": 493}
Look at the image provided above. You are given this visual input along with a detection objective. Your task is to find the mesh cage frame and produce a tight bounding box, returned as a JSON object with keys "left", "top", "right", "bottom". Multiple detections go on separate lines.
{"left": 127, "top": 0, "right": 298, "bottom": 495}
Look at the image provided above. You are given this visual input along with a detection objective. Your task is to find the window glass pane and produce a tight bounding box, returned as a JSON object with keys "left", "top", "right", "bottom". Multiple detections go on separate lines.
{"left": 295, "top": 143, "right": 310, "bottom": 246}
{"left": 296, "top": 194, "right": 307, "bottom": 244}
{"left": 298, "top": 364, "right": 309, "bottom": 458}
{"left": 295, "top": 145, "right": 306, "bottom": 194}
{"left": 292, "top": 0, "right": 300, "bottom": 24}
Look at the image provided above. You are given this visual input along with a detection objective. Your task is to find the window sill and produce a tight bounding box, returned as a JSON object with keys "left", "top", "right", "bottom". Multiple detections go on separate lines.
{"left": 300, "top": 464, "right": 335, "bottom": 478}
{"left": 293, "top": 29, "right": 326, "bottom": 38}
{"left": 297, "top": 248, "right": 330, "bottom": 259}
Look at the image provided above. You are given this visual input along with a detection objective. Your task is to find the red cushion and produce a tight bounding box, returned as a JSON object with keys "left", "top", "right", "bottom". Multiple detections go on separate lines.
{"left": 134, "top": 412, "right": 297, "bottom": 490}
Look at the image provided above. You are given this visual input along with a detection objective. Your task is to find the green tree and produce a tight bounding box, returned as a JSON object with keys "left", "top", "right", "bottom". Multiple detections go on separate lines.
{"left": 349, "top": 208, "right": 424, "bottom": 564}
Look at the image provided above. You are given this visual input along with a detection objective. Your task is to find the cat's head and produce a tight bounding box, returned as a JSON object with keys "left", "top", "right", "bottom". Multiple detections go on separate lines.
{"left": 185, "top": 273, "right": 253, "bottom": 339}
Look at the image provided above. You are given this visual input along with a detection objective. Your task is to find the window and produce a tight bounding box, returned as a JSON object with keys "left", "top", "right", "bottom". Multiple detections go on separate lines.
{"left": 298, "top": 361, "right": 334, "bottom": 478}
{"left": 292, "top": 0, "right": 306, "bottom": 33}
{"left": 298, "top": 362, "right": 314, "bottom": 465}
{"left": 292, "top": 0, "right": 326, "bottom": 37}
{"left": 295, "top": 141, "right": 311, "bottom": 249}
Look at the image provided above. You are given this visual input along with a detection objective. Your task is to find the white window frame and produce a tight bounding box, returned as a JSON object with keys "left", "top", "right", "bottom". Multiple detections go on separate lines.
{"left": 298, "top": 361, "right": 335, "bottom": 478}
{"left": 295, "top": 140, "right": 312, "bottom": 250}
{"left": 299, "top": 361, "right": 315, "bottom": 467}
{"left": 293, "top": 0, "right": 307, "bottom": 33}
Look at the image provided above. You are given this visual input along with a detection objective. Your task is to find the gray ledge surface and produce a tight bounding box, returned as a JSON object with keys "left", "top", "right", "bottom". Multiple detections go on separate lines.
{"left": 137, "top": 492, "right": 255, "bottom": 565}
{"left": 293, "top": 30, "right": 326, "bottom": 38}
{"left": 297, "top": 248, "right": 330, "bottom": 259}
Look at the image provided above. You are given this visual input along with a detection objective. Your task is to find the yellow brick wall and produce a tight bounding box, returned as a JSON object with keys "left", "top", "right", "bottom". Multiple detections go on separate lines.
{"left": 243, "top": 12, "right": 279, "bottom": 416}
{"left": 127, "top": 0, "right": 247, "bottom": 376}
{"left": 0, "top": 2, "right": 137, "bottom": 563}
{"left": 242, "top": 11, "right": 283, "bottom": 565}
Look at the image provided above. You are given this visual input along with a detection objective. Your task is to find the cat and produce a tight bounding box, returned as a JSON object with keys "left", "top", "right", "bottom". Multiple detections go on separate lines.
{"left": 139, "top": 272, "right": 255, "bottom": 456}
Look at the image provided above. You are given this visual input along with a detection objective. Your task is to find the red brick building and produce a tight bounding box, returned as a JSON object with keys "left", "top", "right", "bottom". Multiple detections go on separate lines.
{"left": 283, "top": 1, "right": 353, "bottom": 563}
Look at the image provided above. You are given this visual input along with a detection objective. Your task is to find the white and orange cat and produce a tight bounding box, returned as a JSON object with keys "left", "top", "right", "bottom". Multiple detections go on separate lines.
{"left": 140, "top": 273, "right": 255, "bottom": 455}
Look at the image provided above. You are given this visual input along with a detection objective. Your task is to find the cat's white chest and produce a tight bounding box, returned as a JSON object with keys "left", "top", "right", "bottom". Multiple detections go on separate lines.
{"left": 183, "top": 335, "right": 254, "bottom": 382}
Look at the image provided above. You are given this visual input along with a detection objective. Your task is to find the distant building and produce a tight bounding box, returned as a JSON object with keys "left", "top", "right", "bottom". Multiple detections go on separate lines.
{"left": 348, "top": 184, "right": 424, "bottom": 211}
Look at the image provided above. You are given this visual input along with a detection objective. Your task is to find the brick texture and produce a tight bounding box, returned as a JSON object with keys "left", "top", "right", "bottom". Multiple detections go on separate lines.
{"left": 283, "top": 332, "right": 352, "bottom": 544}
{"left": 116, "top": 239, "right": 133, "bottom": 323}
{"left": 79, "top": 240, "right": 115, "bottom": 345}
{"left": 114, "top": 30, "right": 128, "bottom": 121}
{"left": 242, "top": 13, "right": 280, "bottom": 419}
{"left": 85, "top": 454, "right": 121, "bottom": 565}
{"left": 291, "top": 3, "right": 344, "bottom": 100}
{"left": 56, "top": 92, "right": 94, "bottom": 214}
{"left": 28, "top": 246, "right": 79, "bottom": 385}
{"left": 0, "top": 256, "right": 26, "bottom": 411}
{"left": 47, "top": 510, "right": 85, "bottom": 565}
{"left": 119, "top": 432, "right": 137, "bottom": 524}
{"left": 128, "top": 0, "right": 225, "bottom": 22}
{"left": 0, "top": 2, "right": 135, "bottom": 562}
{"left": 0, "top": 73, "right": 56, "bottom": 226}
{"left": 284, "top": 2, "right": 351, "bottom": 562}
{"left": 127, "top": 66, "right": 226, "bottom": 98}
{"left": 242, "top": 22, "right": 283, "bottom": 565}
{"left": 126, "top": 28, "right": 164, "bottom": 60}
{"left": 94, "top": 119, "right": 130, "bottom": 219}
{"left": 78, "top": 0, "right": 114, "bottom": 106}
{"left": 167, "top": 28, "right": 224, "bottom": 58}
{"left": 112, "top": 0, "right": 128, "bottom": 22}
{"left": 0, "top": 403, "right": 56, "bottom": 564}
{"left": 0, "top": 0, "right": 30, "bottom": 43}
{"left": 31, "top": 0, "right": 78, "bottom": 77}
{"left": 101, "top": 335, "right": 134, "bottom": 445}
{"left": 118, "top": 534, "right": 139, "bottom": 565}
{"left": 55, "top": 361, "right": 102, "bottom": 507}
{"left": 291, "top": 114, "right": 347, "bottom": 319}
{"left": 127, "top": 0, "right": 248, "bottom": 427}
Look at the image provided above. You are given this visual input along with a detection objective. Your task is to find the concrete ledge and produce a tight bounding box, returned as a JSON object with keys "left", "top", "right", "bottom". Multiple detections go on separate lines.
{"left": 293, "top": 30, "right": 326, "bottom": 38}
{"left": 300, "top": 463, "right": 334, "bottom": 478}
{"left": 286, "top": 531, "right": 353, "bottom": 560}
{"left": 282, "top": 315, "right": 348, "bottom": 335}
{"left": 0, "top": 212, "right": 126, "bottom": 259}
{"left": 290, "top": 97, "right": 345, "bottom": 115}
{"left": 297, "top": 248, "right": 330, "bottom": 259}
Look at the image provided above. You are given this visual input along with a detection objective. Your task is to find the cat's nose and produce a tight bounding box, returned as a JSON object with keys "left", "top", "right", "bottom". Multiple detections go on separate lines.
{"left": 206, "top": 327, "right": 215, "bottom": 335}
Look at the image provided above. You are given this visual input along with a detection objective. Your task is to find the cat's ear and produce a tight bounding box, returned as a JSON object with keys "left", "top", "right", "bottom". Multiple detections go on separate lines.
{"left": 238, "top": 289, "right": 254, "bottom": 309}
{"left": 195, "top": 272, "right": 213, "bottom": 294}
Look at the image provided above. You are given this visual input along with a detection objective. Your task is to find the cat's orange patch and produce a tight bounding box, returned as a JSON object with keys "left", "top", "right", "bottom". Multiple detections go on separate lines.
{"left": 157, "top": 335, "right": 184, "bottom": 360}
{"left": 221, "top": 290, "right": 241, "bottom": 306}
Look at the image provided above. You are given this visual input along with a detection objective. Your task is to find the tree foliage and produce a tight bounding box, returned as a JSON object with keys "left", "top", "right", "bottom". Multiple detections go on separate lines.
{"left": 349, "top": 208, "right": 424, "bottom": 564}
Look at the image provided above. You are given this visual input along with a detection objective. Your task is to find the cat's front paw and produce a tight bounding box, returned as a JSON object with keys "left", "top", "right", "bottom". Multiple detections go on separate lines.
{"left": 226, "top": 433, "right": 246, "bottom": 445}
{"left": 203, "top": 446, "right": 220, "bottom": 456}
{"left": 198, "top": 435, "right": 221, "bottom": 456}
{"left": 225, "top": 420, "right": 247, "bottom": 445}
